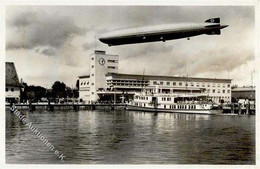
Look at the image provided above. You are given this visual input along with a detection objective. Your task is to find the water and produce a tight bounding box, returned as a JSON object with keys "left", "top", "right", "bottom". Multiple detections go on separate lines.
{"left": 6, "top": 109, "right": 255, "bottom": 164}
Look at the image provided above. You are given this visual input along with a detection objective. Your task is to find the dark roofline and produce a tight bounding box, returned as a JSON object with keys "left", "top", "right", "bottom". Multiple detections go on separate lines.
{"left": 78, "top": 75, "right": 90, "bottom": 78}
{"left": 106, "top": 73, "right": 232, "bottom": 83}
{"left": 90, "top": 50, "right": 118, "bottom": 57}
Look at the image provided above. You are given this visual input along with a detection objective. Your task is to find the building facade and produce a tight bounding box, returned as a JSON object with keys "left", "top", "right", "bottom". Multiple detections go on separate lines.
{"left": 6, "top": 62, "right": 21, "bottom": 103}
{"left": 79, "top": 50, "right": 119, "bottom": 103}
{"left": 79, "top": 50, "right": 232, "bottom": 103}
{"left": 104, "top": 73, "right": 232, "bottom": 103}
{"left": 232, "top": 86, "right": 255, "bottom": 101}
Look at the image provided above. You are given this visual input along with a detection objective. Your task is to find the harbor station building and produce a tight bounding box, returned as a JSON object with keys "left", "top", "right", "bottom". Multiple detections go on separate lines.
{"left": 79, "top": 50, "right": 232, "bottom": 104}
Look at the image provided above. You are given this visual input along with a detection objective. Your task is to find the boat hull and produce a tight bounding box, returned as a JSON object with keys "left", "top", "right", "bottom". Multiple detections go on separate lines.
{"left": 126, "top": 104, "right": 222, "bottom": 115}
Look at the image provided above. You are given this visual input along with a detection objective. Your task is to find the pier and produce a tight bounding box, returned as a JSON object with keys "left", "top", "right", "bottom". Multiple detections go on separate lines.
{"left": 6, "top": 102, "right": 127, "bottom": 112}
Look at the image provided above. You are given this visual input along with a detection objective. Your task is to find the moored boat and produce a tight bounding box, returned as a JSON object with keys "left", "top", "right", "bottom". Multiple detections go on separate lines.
{"left": 126, "top": 92, "right": 222, "bottom": 115}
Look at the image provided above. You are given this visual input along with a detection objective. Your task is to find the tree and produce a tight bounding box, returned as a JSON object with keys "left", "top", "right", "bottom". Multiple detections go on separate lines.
{"left": 26, "top": 91, "right": 35, "bottom": 100}
{"left": 76, "top": 79, "right": 79, "bottom": 90}
{"left": 52, "top": 81, "right": 66, "bottom": 98}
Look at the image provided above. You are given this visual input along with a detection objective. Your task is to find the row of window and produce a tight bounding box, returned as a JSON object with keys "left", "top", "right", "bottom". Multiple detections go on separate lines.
{"left": 107, "top": 60, "right": 118, "bottom": 63}
{"left": 6, "top": 88, "right": 15, "bottom": 92}
{"left": 108, "top": 83, "right": 148, "bottom": 87}
{"left": 135, "top": 96, "right": 148, "bottom": 100}
{"left": 80, "top": 81, "right": 94, "bottom": 86}
{"left": 153, "top": 81, "right": 230, "bottom": 88}
{"left": 91, "top": 57, "right": 118, "bottom": 63}
{"left": 91, "top": 65, "right": 118, "bottom": 69}
{"left": 80, "top": 81, "right": 89, "bottom": 85}
{"left": 108, "top": 80, "right": 149, "bottom": 83}
{"left": 209, "top": 89, "right": 230, "bottom": 94}
{"left": 167, "top": 104, "right": 196, "bottom": 110}
{"left": 211, "top": 96, "right": 230, "bottom": 100}
{"left": 108, "top": 66, "right": 116, "bottom": 69}
{"left": 162, "top": 97, "right": 171, "bottom": 101}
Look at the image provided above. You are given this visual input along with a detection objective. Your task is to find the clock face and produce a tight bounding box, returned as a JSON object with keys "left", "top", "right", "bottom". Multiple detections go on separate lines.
{"left": 98, "top": 58, "right": 106, "bottom": 66}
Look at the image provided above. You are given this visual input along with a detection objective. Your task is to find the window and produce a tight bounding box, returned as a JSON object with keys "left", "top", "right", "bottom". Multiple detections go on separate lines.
{"left": 191, "top": 83, "right": 194, "bottom": 87}
{"left": 173, "top": 82, "right": 176, "bottom": 86}
{"left": 166, "top": 82, "right": 170, "bottom": 85}
{"left": 218, "top": 84, "right": 220, "bottom": 87}
{"left": 84, "top": 82, "right": 86, "bottom": 85}
{"left": 11, "top": 88, "right": 14, "bottom": 92}
{"left": 6, "top": 88, "right": 8, "bottom": 92}
{"left": 179, "top": 82, "right": 182, "bottom": 86}
{"left": 91, "top": 57, "right": 94, "bottom": 60}
{"left": 197, "top": 83, "right": 200, "bottom": 87}
{"left": 223, "top": 84, "right": 226, "bottom": 88}
{"left": 91, "top": 74, "right": 94, "bottom": 76}
{"left": 160, "top": 82, "right": 163, "bottom": 85}
{"left": 81, "top": 82, "right": 83, "bottom": 85}
{"left": 202, "top": 83, "right": 205, "bottom": 87}
{"left": 212, "top": 89, "right": 215, "bottom": 93}
{"left": 207, "top": 89, "right": 210, "bottom": 93}
{"left": 223, "top": 90, "right": 225, "bottom": 93}
{"left": 108, "top": 60, "right": 118, "bottom": 63}
{"left": 213, "top": 84, "right": 216, "bottom": 87}
{"left": 108, "top": 66, "right": 116, "bottom": 69}
{"left": 227, "top": 90, "right": 230, "bottom": 93}
{"left": 228, "top": 84, "right": 230, "bottom": 88}
{"left": 92, "top": 83, "right": 94, "bottom": 86}
{"left": 153, "top": 81, "right": 157, "bottom": 85}
{"left": 91, "top": 92, "right": 94, "bottom": 95}
{"left": 208, "top": 84, "right": 210, "bottom": 87}
{"left": 218, "top": 89, "right": 221, "bottom": 93}
{"left": 91, "top": 65, "right": 94, "bottom": 68}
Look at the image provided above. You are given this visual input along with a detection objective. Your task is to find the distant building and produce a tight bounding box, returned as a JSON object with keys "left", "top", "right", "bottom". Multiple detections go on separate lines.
{"left": 6, "top": 62, "right": 21, "bottom": 103}
{"left": 232, "top": 86, "right": 255, "bottom": 101}
{"left": 79, "top": 50, "right": 232, "bottom": 103}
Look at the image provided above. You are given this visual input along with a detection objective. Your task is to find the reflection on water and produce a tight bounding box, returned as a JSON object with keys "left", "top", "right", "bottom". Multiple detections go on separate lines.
{"left": 6, "top": 109, "right": 255, "bottom": 164}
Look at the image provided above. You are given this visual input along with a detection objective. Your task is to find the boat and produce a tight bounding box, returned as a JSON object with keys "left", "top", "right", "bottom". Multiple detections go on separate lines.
{"left": 126, "top": 91, "right": 222, "bottom": 115}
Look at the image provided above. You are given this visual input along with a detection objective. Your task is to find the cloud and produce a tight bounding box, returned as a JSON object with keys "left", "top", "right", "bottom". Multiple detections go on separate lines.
{"left": 5, "top": 6, "right": 255, "bottom": 87}
{"left": 6, "top": 9, "right": 86, "bottom": 50}
{"left": 41, "top": 48, "right": 57, "bottom": 56}
{"left": 82, "top": 41, "right": 95, "bottom": 51}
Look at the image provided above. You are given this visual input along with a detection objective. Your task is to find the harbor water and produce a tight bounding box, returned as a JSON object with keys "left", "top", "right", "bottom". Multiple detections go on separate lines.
{"left": 6, "top": 109, "right": 255, "bottom": 164}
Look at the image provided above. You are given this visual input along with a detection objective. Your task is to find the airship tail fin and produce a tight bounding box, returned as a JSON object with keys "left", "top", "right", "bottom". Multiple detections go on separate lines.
{"left": 205, "top": 18, "right": 220, "bottom": 23}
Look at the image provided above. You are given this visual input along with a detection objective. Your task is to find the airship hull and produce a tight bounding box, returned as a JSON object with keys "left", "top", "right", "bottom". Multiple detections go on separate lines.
{"left": 98, "top": 18, "right": 228, "bottom": 46}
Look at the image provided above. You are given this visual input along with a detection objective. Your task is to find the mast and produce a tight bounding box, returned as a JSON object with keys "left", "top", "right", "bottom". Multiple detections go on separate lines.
{"left": 141, "top": 68, "right": 145, "bottom": 92}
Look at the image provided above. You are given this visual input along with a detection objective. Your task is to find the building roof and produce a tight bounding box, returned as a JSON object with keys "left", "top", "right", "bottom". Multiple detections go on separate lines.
{"left": 106, "top": 73, "right": 232, "bottom": 83}
{"left": 6, "top": 62, "right": 20, "bottom": 87}
{"left": 232, "top": 87, "right": 255, "bottom": 92}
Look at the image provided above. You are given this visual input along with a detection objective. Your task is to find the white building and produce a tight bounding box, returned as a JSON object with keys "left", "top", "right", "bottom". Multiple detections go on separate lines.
{"left": 6, "top": 62, "right": 21, "bottom": 103}
{"left": 79, "top": 50, "right": 119, "bottom": 103}
{"left": 79, "top": 50, "right": 231, "bottom": 103}
{"left": 104, "top": 73, "right": 231, "bottom": 103}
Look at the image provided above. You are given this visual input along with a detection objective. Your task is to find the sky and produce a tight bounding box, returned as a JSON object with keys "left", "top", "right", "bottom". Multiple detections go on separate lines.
{"left": 5, "top": 5, "right": 256, "bottom": 88}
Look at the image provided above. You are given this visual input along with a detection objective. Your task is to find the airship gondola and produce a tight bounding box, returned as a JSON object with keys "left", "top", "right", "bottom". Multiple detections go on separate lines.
{"left": 99, "top": 18, "right": 228, "bottom": 46}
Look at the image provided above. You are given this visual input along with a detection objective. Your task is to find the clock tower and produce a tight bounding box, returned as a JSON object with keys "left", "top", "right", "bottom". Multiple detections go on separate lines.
{"left": 89, "top": 50, "right": 119, "bottom": 102}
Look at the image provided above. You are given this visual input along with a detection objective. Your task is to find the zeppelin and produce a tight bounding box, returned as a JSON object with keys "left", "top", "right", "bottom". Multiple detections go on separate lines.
{"left": 99, "top": 18, "right": 228, "bottom": 46}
